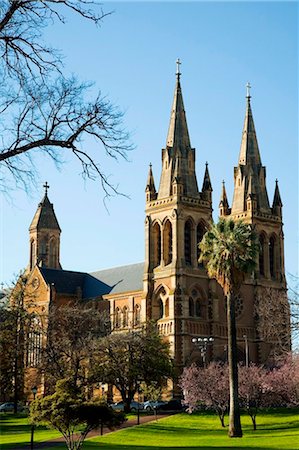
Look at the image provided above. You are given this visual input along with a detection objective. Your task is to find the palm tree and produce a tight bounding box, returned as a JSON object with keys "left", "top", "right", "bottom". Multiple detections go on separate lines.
{"left": 199, "top": 218, "right": 258, "bottom": 438}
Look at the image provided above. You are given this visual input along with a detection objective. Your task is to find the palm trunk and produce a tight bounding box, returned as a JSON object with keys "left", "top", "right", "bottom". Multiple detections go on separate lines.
{"left": 227, "top": 291, "right": 242, "bottom": 437}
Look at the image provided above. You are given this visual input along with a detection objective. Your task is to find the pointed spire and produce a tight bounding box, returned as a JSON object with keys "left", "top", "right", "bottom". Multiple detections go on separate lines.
{"left": 238, "top": 83, "right": 262, "bottom": 167}
{"left": 219, "top": 180, "right": 230, "bottom": 216}
{"left": 202, "top": 162, "right": 212, "bottom": 192}
{"left": 145, "top": 163, "right": 157, "bottom": 202}
{"left": 166, "top": 59, "right": 191, "bottom": 150}
{"left": 272, "top": 179, "right": 283, "bottom": 217}
{"left": 29, "top": 185, "right": 61, "bottom": 232}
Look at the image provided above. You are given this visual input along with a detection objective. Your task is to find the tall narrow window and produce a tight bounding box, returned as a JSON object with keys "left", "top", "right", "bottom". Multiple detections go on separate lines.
{"left": 159, "top": 299, "right": 163, "bottom": 319}
{"left": 49, "top": 238, "right": 57, "bottom": 268}
{"left": 195, "top": 300, "right": 201, "bottom": 317}
{"left": 153, "top": 223, "right": 161, "bottom": 268}
{"left": 164, "top": 220, "right": 172, "bottom": 265}
{"left": 115, "top": 308, "right": 121, "bottom": 328}
{"left": 197, "top": 223, "right": 205, "bottom": 267}
{"left": 269, "top": 236, "right": 276, "bottom": 279}
{"left": 134, "top": 304, "right": 141, "bottom": 326}
{"left": 185, "top": 221, "right": 192, "bottom": 266}
{"left": 123, "top": 307, "right": 128, "bottom": 327}
{"left": 26, "top": 318, "right": 42, "bottom": 368}
{"left": 259, "top": 234, "right": 265, "bottom": 276}
{"left": 30, "top": 240, "right": 35, "bottom": 270}
{"left": 189, "top": 297, "right": 194, "bottom": 317}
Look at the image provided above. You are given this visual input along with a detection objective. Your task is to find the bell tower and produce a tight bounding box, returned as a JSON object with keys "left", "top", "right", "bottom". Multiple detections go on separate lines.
{"left": 29, "top": 183, "right": 61, "bottom": 270}
{"left": 219, "top": 84, "right": 289, "bottom": 360}
{"left": 144, "top": 61, "right": 214, "bottom": 377}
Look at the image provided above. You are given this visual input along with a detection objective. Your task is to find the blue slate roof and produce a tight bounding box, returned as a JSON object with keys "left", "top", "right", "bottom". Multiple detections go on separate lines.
{"left": 39, "top": 262, "right": 144, "bottom": 299}
{"left": 90, "top": 262, "right": 144, "bottom": 294}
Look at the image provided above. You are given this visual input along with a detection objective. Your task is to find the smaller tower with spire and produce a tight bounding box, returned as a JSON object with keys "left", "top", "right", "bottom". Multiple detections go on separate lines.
{"left": 145, "top": 163, "right": 157, "bottom": 202}
{"left": 202, "top": 162, "right": 213, "bottom": 203}
{"left": 29, "top": 183, "right": 61, "bottom": 270}
{"left": 219, "top": 180, "right": 230, "bottom": 216}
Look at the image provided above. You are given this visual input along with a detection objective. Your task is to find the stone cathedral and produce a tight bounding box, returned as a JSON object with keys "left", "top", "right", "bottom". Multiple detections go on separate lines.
{"left": 22, "top": 65, "right": 289, "bottom": 396}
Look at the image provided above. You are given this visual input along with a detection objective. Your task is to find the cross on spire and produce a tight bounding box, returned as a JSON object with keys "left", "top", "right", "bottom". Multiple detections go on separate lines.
{"left": 176, "top": 58, "right": 181, "bottom": 78}
{"left": 43, "top": 181, "right": 49, "bottom": 195}
{"left": 246, "top": 82, "right": 251, "bottom": 99}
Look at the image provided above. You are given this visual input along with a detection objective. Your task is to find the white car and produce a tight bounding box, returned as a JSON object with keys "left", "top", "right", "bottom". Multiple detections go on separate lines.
{"left": 143, "top": 400, "right": 167, "bottom": 411}
{"left": 110, "top": 401, "right": 143, "bottom": 412}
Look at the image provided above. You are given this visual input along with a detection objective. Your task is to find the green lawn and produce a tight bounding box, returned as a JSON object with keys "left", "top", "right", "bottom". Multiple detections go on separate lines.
{"left": 0, "top": 409, "right": 298, "bottom": 450}
{"left": 0, "top": 413, "right": 61, "bottom": 449}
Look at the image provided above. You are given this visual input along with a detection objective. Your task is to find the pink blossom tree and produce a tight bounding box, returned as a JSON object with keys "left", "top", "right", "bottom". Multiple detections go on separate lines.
{"left": 180, "top": 362, "right": 229, "bottom": 427}
{"left": 238, "top": 364, "right": 268, "bottom": 430}
{"left": 264, "top": 354, "right": 299, "bottom": 408}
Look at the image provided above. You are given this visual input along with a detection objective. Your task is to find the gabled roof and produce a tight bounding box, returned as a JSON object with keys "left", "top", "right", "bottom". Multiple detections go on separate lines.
{"left": 38, "top": 262, "right": 145, "bottom": 299}
{"left": 39, "top": 267, "right": 111, "bottom": 299}
{"left": 91, "top": 262, "right": 144, "bottom": 295}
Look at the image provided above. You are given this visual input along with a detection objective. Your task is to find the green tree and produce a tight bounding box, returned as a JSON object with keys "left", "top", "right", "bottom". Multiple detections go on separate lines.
{"left": 199, "top": 218, "right": 258, "bottom": 438}
{"left": 30, "top": 379, "right": 125, "bottom": 450}
{"left": 93, "top": 324, "right": 173, "bottom": 413}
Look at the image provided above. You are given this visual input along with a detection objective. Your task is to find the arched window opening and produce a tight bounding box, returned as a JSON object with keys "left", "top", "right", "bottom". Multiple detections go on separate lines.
{"left": 259, "top": 235, "right": 265, "bottom": 276}
{"left": 185, "top": 221, "right": 192, "bottom": 266}
{"left": 30, "top": 240, "right": 35, "bottom": 270}
{"left": 153, "top": 223, "right": 161, "bottom": 268}
{"left": 123, "top": 307, "right": 128, "bottom": 327}
{"left": 26, "top": 317, "right": 42, "bottom": 368}
{"left": 195, "top": 300, "right": 201, "bottom": 317}
{"left": 40, "top": 239, "right": 47, "bottom": 256}
{"left": 159, "top": 299, "right": 163, "bottom": 319}
{"left": 189, "top": 297, "right": 194, "bottom": 317}
{"left": 165, "top": 298, "right": 169, "bottom": 317}
{"left": 49, "top": 238, "right": 57, "bottom": 268}
{"left": 197, "top": 223, "right": 205, "bottom": 267}
{"left": 163, "top": 220, "right": 173, "bottom": 266}
{"left": 269, "top": 236, "right": 276, "bottom": 279}
{"left": 115, "top": 308, "right": 121, "bottom": 328}
{"left": 134, "top": 305, "right": 141, "bottom": 326}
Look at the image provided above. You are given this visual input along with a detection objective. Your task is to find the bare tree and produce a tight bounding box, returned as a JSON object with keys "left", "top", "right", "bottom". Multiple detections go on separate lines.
{"left": 255, "top": 287, "right": 291, "bottom": 358}
{"left": 0, "top": 1, "right": 133, "bottom": 194}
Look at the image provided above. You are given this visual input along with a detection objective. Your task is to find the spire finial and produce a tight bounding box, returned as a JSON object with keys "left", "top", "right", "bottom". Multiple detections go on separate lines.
{"left": 246, "top": 82, "right": 251, "bottom": 99}
{"left": 176, "top": 58, "right": 181, "bottom": 79}
{"left": 43, "top": 181, "right": 49, "bottom": 195}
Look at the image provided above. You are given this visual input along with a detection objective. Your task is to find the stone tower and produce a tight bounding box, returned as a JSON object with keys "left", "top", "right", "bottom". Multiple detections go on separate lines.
{"left": 28, "top": 183, "right": 61, "bottom": 270}
{"left": 220, "top": 85, "right": 289, "bottom": 360}
{"left": 144, "top": 61, "right": 215, "bottom": 378}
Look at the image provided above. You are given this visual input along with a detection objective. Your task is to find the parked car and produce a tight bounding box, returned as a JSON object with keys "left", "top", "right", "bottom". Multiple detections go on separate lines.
{"left": 109, "top": 401, "right": 143, "bottom": 412}
{"left": 0, "top": 402, "right": 24, "bottom": 413}
{"left": 143, "top": 400, "right": 167, "bottom": 411}
{"left": 158, "top": 399, "right": 184, "bottom": 411}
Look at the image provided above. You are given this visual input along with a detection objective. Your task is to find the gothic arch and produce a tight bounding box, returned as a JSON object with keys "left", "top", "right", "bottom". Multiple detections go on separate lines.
{"left": 188, "top": 285, "right": 208, "bottom": 319}
{"left": 122, "top": 306, "right": 128, "bottom": 327}
{"left": 30, "top": 239, "right": 36, "bottom": 270}
{"left": 196, "top": 220, "right": 207, "bottom": 266}
{"left": 152, "top": 221, "right": 162, "bottom": 268}
{"left": 184, "top": 218, "right": 194, "bottom": 266}
{"left": 153, "top": 284, "right": 168, "bottom": 321}
{"left": 134, "top": 304, "right": 141, "bottom": 326}
{"left": 269, "top": 233, "right": 277, "bottom": 279}
{"left": 259, "top": 231, "right": 267, "bottom": 277}
{"left": 115, "top": 307, "right": 121, "bottom": 328}
{"left": 163, "top": 219, "right": 173, "bottom": 266}
{"left": 49, "top": 236, "right": 57, "bottom": 268}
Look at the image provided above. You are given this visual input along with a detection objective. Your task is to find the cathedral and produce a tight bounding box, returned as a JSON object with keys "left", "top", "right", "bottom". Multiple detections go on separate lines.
{"left": 22, "top": 64, "right": 289, "bottom": 396}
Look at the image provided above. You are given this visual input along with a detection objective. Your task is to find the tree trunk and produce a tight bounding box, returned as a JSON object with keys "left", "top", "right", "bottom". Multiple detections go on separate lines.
{"left": 250, "top": 414, "right": 257, "bottom": 430}
{"left": 227, "top": 291, "right": 242, "bottom": 437}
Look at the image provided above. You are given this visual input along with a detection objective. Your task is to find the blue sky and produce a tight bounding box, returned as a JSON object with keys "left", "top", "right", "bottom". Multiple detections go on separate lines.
{"left": 1, "top": 1, "right": 298, "bottom": 287}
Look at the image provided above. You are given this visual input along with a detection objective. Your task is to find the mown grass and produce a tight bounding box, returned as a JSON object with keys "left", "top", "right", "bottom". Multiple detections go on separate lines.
{"left": 0, "top": 413, "right": 60, "bottom": 449}
{"left": 0, "top": 409, "right": 298, "bottom": 450}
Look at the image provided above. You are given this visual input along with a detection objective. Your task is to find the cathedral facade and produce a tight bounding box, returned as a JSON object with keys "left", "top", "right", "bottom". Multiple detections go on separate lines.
{"left": 22, "top": 67, "right": 289, "bottom": 396}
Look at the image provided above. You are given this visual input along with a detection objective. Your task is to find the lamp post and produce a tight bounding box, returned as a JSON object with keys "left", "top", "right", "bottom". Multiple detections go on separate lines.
{"left": 30, "top": 386, "right": 37, "bottom": 450}
{"left": 100, "top": 383, "right": 106, "bottom": 436}
{"left": 191, "top": 337, "right": 214, "bottom": 367}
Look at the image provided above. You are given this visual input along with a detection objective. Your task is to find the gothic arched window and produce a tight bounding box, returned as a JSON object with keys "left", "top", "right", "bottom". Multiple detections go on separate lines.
{"left": 26, "top": 317, "right": 42, "bottom": 368}
{"left": 195, "top": 299, "right": 201, "bottom": 317}
{"left": 189, "top": 297, "right": 194, "bottom": 317}
{"left": 115, "top": 308, "right": 121, "bottom": 328}
{"left": 163, "top": 220, "right": 172, "bottom": 266}
{"left": 49, "top": 237, "right": 57, "bottom": 268}
{"left": 153, "top": 223, "right": 161, "bottom": 268}
{"left": 30, "top": 240, "right": 35, "bottom": 270}
{"left": 184, "top": 220, "right": 192, "bottom": 266}
{"left": 269, "top": 236, "right": 276, "bottom": 279}
{"left": 134, "top": 304, "right": 141, "bottom": 326}
{"left": 123, "top": 306, "right": 128, "bottom": 327}
{"left": 159, "top": 299, "right": 163, "bottom": 319}
{"left": 197, "top": 223, "right": 205, "bottom": 267}
{"left": 259, "top": 234, "right": 265, "bottom": 276}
